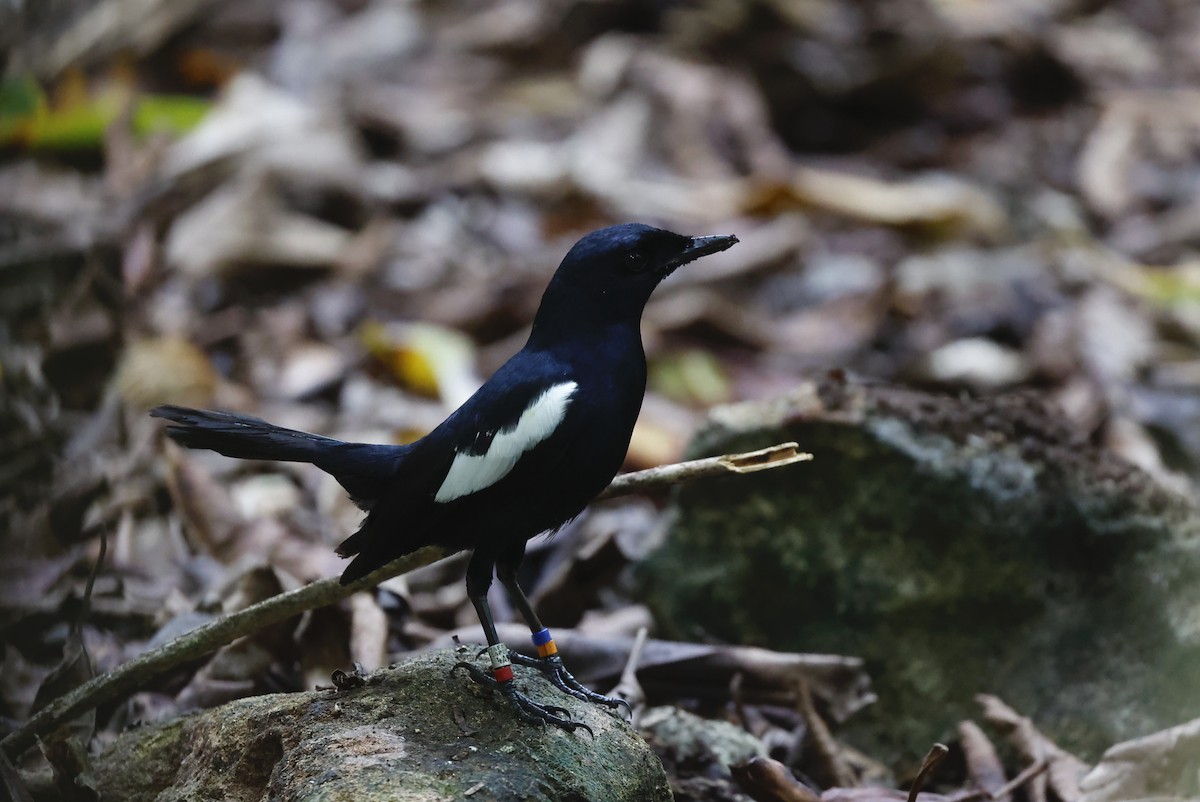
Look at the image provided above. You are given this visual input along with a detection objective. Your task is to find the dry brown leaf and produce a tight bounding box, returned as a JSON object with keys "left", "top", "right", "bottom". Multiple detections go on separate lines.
{"left": 477, "top": 139, "right": 571, "bottom": 197}
{"left": 649, "top": 349, "right": 733, "bottom": 407}
{"left": 670, "top": 214, "right": 808, "bottom": 285}
{"left": 348, "top": 592, "right": 388, "bottom": 672}
{"left": 173, "top": 676, "right": 256, "bottom": 712}
{"left": 163, "top": 73, "right": 362, "bottom": 184}
{"left": 0, "top": 553, "right": 80, "bottom": 627}
{"left": 229, "top": 474, "right": 300, "bottom": 521}
{"left": 163, "top": 446, "right": 244, "bottom": 560}
{"left": 1078, "top": 91, "right": 1200, "bottom": 220}
{"left": 796, "top": 676, "right": 856, "bottom": 789}
{"left": 165, "top": 172, "right": 353, "bottom": 278}
{"left": 731, "top": 755, "right": 821, "bottom": 802}
{"left": 272, "top": 2, "right": 422, "bottom": 94}
{"left": 435, "top": 625, "right": 874, "bottom": 724}
{"left": 773, "top": 291, "right": 887, "bottom": 362}
{"left": 626, "top": 418, "right": 686, "bottom": 470}
{"left": 920, "top": 338, "right": 1031, "bottom": 389}
{"left": 778, "top": 167, "right": 1008, "bottom": 239}
{"left": 176, "top": 567, "right": 298, "bottom": 709}
{"left": 978, "top": 694, "right": 1090, "bottom": 802}
{"left": 1078, "top": 717, "right": 1200, "bottom": 802}
{"left": 0, "top": 645, "right": 54, "bottom": 724}
{"left": 925, "top": 0, "right": 1070, "bottom": 37}
{"left": 647, "top": 287, "right": 777, "bottom": 349}
{"left": 296, "top": 604, "right": 353, "bottom": 692}
{"left": 360, "top": 321, "right": 480, "bottom": 408}
{"left": 121, "top": 222, "right": 158, "bottom": 295}
{"left": 958, "top": 720, "right": 1010, "bottom": 802}
{"left": 13, "top": 0, "right": 217, "bottom": 78}
{"left": 0, "top": 746, "right": 35, "bottom": 802}
{"left": 1076, "top": 287, "right": 1156, "bottom": 389}
{"left": 529, "top": 503, "right": 659, "bottom": 625}
{"left": 1051, "top": 14, "right": 1160, "bottom": 86}
{"left": 820, "top": 789, "right": 957, "bottom": 802}
{"left": 38, "top": 732, "right": 99, "bottom": 802}
{"left": 116, "top": 337, "right": 217, "bottom": 409}
{"left": 273, "top": 342, "right": 348, "bottom": 401}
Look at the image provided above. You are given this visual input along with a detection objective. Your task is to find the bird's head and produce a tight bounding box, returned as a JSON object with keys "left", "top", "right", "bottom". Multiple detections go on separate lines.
{"left": 531, "top": 223, "right": 738, "bottom": 341}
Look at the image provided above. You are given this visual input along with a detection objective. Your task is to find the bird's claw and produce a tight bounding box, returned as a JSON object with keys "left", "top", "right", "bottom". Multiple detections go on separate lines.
{"left": 508, "top": 652, "right": 629, "bottom": 717}
{"left": 452, "top": 661, "right": 594, "bottom": 736}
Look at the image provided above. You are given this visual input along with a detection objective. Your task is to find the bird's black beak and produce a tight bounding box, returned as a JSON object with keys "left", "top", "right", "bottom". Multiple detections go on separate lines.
{"left": 662, "top": 234, "right": 739, "bottom": 276}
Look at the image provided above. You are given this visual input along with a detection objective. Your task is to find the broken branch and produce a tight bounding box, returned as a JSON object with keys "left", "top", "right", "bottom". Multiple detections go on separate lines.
{"left": 597, "top": 441, "right": 811, "bottom": 498}
{"left": 908, "top": 744, "right": 950, "bottom": 802}
{"left": 2, "top": 441, "right": 810, "bottom": 758}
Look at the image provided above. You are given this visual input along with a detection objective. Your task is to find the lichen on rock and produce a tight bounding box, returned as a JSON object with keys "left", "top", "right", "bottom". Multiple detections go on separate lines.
{"left": 95, "top": 648, "right": 671, "bottom": 802}
{"left": 640, "top": 378, "right": 1200, "bottom": 761}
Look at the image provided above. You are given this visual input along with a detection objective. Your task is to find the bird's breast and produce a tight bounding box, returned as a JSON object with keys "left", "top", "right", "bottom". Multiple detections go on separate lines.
{"left": 560, "top": 367, "right": 646, "bottom": 492}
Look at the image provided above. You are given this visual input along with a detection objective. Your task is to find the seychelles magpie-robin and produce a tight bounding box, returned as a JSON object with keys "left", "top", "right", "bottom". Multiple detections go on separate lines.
{"left": 152, "top": 223, "right": 738, "bottom": 731}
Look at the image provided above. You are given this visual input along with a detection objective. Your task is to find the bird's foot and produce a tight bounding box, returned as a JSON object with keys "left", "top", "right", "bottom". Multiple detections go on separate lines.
{"left": 508, "top": 629, "right": 631, "bottom": 717}
{"left": 453, "top": 648, "right": 593, "bottom": 736}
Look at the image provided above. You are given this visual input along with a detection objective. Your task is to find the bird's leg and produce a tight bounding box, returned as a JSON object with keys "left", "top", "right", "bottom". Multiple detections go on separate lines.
{"left": 496, "top": 555, "right": 630, "bottom": 716}
{"left": 452, "top": 550, "right": 591, "bottom": 735}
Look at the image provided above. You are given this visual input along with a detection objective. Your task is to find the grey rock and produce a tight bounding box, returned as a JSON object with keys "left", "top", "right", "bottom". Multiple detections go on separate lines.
{"left": 640, "top": 706, "right": 766, "bottom": 769}
{"left": 639, "top": 379, "right": 1200, "bottom": 761}
{"left": 94, "top": 648, "right": 671, "bottom": 802}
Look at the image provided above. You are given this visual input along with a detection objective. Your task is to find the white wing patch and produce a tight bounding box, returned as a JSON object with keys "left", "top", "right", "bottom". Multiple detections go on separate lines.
{"left": 434, "top": 381, "right": 577, "bottom": 503}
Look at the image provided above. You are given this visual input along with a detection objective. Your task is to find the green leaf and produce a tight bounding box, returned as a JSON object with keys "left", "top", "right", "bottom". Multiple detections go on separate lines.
{"left": 0, "top": 73, "right": 211, "bottom": 150}
{"left": 133, "top": 94, "right": 211, "bottom": 136}
{"left": 0, "top": 76, "right": 46, "bottom": 143}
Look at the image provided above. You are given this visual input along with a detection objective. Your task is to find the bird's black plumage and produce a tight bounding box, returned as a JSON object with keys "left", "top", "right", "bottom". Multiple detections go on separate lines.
{"left": 152, "top": 222, "right": 737, "bottom": 730}
{"left": 152, "top": 406, "right": 408, "bottom": 507}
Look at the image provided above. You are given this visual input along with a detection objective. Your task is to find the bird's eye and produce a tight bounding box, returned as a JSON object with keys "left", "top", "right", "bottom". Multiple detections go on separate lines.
{"left": 623, "top": 250, "right": 648, "bottom": 272}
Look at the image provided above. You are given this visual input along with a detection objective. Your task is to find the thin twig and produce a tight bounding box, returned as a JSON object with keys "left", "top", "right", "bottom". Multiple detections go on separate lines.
{"left": 988, "top": 759, "right": 1048, "bottom": 800}
{"left": 952, "top": 759, "right": 1048, "bottom": 802}
{"left": 607, "top": 626, "right": 649, "bottom": 721}
{"left": 76, "top": 527, "right": 107, "bottom": 638}
{"left": 1, "top": 442, "right": 809, "bottom": 758}
{"left": 596, "top": 442, "right": 811, "bottom": 499}
{"left": 617, "top": 626, "right": 649, "bottom": 690}
{"left": 2, "top": 545, "right": 447, "bottom": 758}
{"left": 795, "top": 677, "right": 856, "bottom": 788}
{"left": 907, "top": 743, "right": 949, "bottom": 802}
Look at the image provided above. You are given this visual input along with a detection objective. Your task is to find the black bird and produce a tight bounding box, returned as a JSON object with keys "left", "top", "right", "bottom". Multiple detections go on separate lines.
{"left": 152, "top": 223, "right": 738, "bottom": 731}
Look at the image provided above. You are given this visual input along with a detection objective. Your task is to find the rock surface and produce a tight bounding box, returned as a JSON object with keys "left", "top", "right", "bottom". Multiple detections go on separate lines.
{"left": 94, "top": 648, "right": 671, "bottom": 802}
{"left": 640, "top": 378, "right": 1200, "bottom": 760}
{"left": 640, "top": 706, "right": 766, "bottom": 768}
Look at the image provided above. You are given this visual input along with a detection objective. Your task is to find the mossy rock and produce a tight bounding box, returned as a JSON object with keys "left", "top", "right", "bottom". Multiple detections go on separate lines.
{"left": 95, "top": 648, "right": 671, "bottom": 802}
{"left": 639, "top": 379, "right": 1200, "bottom": 762}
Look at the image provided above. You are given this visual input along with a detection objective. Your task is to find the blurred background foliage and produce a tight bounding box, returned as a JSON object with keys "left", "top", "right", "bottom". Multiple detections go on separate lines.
{"left": 3, "top": 0, "right": 1200, "bottom": 799}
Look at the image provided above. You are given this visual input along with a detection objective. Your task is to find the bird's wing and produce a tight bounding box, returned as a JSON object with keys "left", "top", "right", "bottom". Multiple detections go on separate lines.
{"left": 431, "top": 377, "right": 579, "bottom": 503}
{"left": 336, "top": 358, "right": 582, "bottom": 581}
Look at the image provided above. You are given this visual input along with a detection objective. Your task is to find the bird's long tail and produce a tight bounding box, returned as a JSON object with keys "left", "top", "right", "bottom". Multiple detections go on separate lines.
{"left": 152, "top": 405, "right": 344, "bottom": 462}
{"left": 150, "top": 405, "right": 406, "bottom": 507}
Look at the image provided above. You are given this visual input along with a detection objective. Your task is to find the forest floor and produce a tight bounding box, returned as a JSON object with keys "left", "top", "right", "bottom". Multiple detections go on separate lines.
{"left": 3, "top": 0, "right": 1200, "bottom": 800}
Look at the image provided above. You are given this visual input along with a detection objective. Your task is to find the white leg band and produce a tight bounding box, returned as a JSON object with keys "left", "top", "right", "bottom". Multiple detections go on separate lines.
{"left": 487, "top": 643, "right": 510, "bottom": 670}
